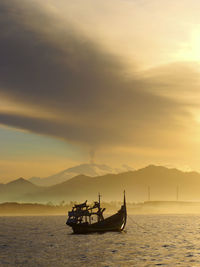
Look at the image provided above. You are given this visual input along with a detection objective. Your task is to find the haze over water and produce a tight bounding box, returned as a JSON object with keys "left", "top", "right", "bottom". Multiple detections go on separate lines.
{"left": 1, "top": 215, "right": 200, "bottom": 266}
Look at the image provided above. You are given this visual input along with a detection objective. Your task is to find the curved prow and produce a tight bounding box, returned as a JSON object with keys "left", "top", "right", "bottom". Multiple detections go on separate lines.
{"left": 121, "top": 190, "right": 127, "bottom": 230}
{"left": 123, "top": 190, "right": 126, "bottom": 207}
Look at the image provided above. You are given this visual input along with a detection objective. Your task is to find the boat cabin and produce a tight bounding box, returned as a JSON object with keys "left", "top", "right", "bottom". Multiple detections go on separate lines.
{"left": 67, "top": 194, "right": 105, "bottom": 225}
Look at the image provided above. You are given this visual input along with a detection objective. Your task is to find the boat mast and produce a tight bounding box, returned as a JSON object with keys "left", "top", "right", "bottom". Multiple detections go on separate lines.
{"left": 98, "top": 192, "right": 101, "bottom": 206}
{"left": 97, "top": 193, "right": 101, "bottom": 222}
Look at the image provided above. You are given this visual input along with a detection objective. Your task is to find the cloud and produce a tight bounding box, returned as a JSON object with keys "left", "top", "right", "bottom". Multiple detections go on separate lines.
{"left": 0, "top": 0, "right": 194, "bottom": 151}
{"left": 143, "top": 62, "right": 200, "bottom": 101}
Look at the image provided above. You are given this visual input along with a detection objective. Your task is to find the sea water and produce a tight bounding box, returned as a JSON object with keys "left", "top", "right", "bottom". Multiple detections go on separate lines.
{"left": 1, "top": 215, "right": 200, "bottom": 266}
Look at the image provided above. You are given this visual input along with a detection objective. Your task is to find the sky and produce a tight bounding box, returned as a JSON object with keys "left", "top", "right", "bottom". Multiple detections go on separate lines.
{"left": 1, "top": 0, "right": 200, "bottom": 181}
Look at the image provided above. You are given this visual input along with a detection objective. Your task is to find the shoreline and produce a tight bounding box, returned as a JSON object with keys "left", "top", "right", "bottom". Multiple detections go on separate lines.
{"left": 1, "top": 201, "right": 200, "bottom": 215}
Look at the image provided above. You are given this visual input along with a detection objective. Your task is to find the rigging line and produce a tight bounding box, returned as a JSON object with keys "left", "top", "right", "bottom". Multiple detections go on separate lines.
{"left": 128, "top": 215, "right": 147, "bottom": 231}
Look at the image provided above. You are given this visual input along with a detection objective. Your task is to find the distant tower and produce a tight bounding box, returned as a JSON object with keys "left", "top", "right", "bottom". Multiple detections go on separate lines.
{"left": 176, "top": 185, "right": 179, "bottom": 201}
{"left": 148, "top": 186, "right": 151, "bottom": 201}
{"left": 89, "top": 149, "right": 95, "bottom": 165}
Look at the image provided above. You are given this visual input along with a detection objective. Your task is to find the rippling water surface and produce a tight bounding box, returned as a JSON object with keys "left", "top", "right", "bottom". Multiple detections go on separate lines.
{"left": 1, "top": 215, "right": 200, "bottom": 266}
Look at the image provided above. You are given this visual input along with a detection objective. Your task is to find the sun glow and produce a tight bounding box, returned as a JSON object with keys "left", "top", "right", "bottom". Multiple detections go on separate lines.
{"left": 175, "top": 27, "right": 200, "bottom": 62}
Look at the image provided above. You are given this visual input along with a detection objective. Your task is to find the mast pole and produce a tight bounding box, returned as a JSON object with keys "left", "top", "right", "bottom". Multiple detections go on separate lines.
{"left": 98, "top": 192, "right": 101, "bottom": 207}
{"left": 98, "top": 193, "right": 101, "bottom": 222}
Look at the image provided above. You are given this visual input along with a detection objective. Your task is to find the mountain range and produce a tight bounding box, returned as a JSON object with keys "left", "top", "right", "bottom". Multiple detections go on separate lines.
{"left": 1, "top": 165, "right": 200, "bottom": 204}
{"left": 28, "top": 163, "right": 134, "bottom": 186}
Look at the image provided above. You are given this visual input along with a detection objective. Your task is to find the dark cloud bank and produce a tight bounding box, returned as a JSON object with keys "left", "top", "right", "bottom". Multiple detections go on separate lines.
{"left": 0, "top": 0, "right": 193, "bottom": 151}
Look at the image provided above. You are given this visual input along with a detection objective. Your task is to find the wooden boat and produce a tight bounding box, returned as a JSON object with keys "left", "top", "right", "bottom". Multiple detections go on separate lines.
{"left": 66, "top": 191, "right": 127, "bottom": 234}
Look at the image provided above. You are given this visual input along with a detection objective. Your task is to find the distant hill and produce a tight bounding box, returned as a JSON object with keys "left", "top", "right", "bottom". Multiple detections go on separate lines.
{"left": 1, "top": 165, "right": 200, "bottom": 203}
{"left": 28, "top": 163, "right": 133, "bottom": 186}
{"left": 0, "top": 178, "right": 43, "bottom": 202}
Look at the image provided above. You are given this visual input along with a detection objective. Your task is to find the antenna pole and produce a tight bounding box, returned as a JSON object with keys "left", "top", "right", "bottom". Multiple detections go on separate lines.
{"left": 148, "top": 186, "right": 151, "bottom": 201}
{"left": 176, "top": 185, "right": 179, "bottom": 201}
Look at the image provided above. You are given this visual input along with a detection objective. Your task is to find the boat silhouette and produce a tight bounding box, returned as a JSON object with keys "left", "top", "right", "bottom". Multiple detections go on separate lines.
{"left": 66, "top": 191, "right": 127, "bottom": 234}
